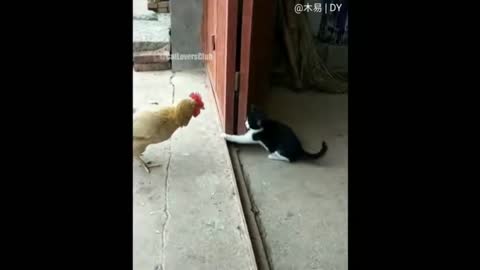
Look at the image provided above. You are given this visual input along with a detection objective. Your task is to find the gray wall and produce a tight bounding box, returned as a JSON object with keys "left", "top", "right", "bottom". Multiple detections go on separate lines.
{"left": 170, "top": 0, "right": 203, "bottom": 71}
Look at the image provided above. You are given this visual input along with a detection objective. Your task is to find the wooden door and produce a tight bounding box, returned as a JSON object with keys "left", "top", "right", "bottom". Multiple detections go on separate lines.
{"left": 236, "top": 0, "right": 276, "bottom": 134}
{"left": 202, "top": 0, "right": 216, "bottom": 91}
{"left": 202, "top": 0, "right": 275, "bottom": 134}
{"left": 202, "top": 0, "right": 239, "bottom": 134}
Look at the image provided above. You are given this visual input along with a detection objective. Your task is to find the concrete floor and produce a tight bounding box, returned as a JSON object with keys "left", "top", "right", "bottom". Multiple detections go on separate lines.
{"left": 133, "top": 0, "right": 148, "bottom": 16}
{"left": 133, "top": 0, "right": 170, "bottom": 52}
{"left": 133, "top": 69, "right": 257, "bottom": 270}
{"left": 235, "top": 88, "right": 348, "bottom": 270}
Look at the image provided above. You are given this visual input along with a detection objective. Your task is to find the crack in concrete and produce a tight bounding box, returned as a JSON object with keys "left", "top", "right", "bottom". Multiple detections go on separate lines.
{"left": 160, "top": 144, "right": 172, "bottom": 270}
{"left": 169, "top": 71, "right": 176, "bottom": 104}
{"left": 160, "top": 70, "right": 176, "bottom": 270}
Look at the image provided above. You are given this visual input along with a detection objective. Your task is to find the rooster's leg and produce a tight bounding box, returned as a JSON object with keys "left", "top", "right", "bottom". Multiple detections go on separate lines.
{"left": 146, "top": 161, "right": 162, "bottom": 167}
{"left": 136, "top": 156, "right": 161, "bottom": 174}
{"left": 136, "top": 156, "right": 151, "bottom": 173}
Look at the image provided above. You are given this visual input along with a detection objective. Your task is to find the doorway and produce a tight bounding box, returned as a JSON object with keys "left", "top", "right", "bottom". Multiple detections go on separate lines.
{"left": 202, "top": 0, "right": 275, "bottom": 135}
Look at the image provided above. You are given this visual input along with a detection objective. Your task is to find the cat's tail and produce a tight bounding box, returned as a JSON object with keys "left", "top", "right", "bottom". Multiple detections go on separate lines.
{"left": 303, "top": 141, "right": 328, "bottom": 160}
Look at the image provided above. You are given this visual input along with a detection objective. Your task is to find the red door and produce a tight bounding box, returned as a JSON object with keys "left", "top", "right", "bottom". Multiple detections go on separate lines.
{"left": 202, "top": 0, "right": 275, "bottom": 134}
{"left": 203, "top": 0, "right": 239, "bottom": 134}
{"left": 236, "top": 0, "right": 276, "bottom": 134}
{"left": 202, "top": 0, "right": 216, "bottom": 91}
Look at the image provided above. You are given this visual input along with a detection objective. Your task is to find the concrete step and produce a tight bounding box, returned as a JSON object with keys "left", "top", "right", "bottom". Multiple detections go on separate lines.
{"left": 134, "top": 62, "right": 171, "bottom": 72}
{"left": 133, "top": 10, "right": 157, "bottom": 21}
{"left": 133, "top": 45, "right": 171, "bottom": 72}
{"left": 133, "top": 14, "right": 170, "bottom": 52}
{"left": 133, "top": 44, "right": 170, "bottom": 64}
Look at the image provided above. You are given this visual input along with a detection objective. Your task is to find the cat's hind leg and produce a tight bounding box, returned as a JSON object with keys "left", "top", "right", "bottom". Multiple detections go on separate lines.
{"left": 268, "top": 151, "right": 291, "bottom": 162}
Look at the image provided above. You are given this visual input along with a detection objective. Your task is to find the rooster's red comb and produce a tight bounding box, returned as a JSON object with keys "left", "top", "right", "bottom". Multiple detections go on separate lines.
{"left": 189, "top": 92, "right": 204, "bottom": 108}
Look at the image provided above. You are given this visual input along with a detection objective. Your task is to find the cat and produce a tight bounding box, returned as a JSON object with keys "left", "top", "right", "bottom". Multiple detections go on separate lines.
{"left": 220, "top": 107, "right": 328, "bottom": 162}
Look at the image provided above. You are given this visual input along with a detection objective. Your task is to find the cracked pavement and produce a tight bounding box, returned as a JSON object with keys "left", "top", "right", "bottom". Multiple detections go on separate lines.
{"left": 133, "top": 69, "right": 257, "bottom": 270}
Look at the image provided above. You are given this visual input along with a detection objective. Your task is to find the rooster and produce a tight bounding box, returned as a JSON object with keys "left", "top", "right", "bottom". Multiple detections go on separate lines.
{"left": 133, "top": 92, "right": 205, "bottom": 173}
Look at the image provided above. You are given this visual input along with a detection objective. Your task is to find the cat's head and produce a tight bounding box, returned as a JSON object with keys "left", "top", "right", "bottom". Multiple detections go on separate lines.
{"left": 246, "top": 105, "right": 267, "bottom": 130}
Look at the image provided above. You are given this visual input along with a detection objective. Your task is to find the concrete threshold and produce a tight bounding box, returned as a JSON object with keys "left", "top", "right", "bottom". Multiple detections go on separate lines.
{"left": 229, "top": 146, "right": 272, "bottom": 270}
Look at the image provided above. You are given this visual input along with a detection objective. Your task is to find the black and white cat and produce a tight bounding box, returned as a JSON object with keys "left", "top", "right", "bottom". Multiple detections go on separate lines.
{"left": 220, "top": 108, "right": 328, "bottom": 162}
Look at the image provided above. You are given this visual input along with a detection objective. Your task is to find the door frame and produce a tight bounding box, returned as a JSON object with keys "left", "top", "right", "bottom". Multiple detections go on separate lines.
{"left": 236, "top": 0, "right": 276, "bottom": 134}
{"left": 202, "top": 0, "right": 275, "bottom": 135}
{"left": 221, "top": 0, "right": 239, "bottom": 134}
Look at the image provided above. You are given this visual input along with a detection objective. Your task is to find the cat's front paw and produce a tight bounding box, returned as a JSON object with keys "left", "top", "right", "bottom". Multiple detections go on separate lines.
{"left": 220, "top": 133, "right": 228, "bottom": 139}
